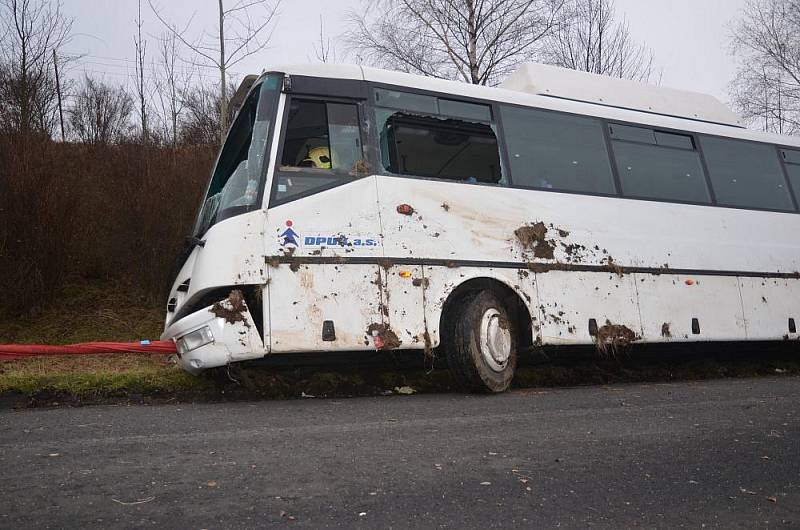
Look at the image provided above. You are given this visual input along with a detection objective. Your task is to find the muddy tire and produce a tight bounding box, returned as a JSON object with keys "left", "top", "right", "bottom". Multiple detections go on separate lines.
{"left": 445, "top": 290, "right": 518, "bottom": 393}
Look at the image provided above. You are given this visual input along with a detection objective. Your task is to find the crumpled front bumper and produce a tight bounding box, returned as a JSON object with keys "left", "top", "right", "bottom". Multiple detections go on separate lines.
{"left": 161, "top": 294, "right": 266, "bottom": 373}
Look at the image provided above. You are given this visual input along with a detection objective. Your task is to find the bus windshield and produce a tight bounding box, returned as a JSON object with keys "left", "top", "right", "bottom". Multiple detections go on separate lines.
{"left": 194, "top": 74, "right": 282, "bottom": 236}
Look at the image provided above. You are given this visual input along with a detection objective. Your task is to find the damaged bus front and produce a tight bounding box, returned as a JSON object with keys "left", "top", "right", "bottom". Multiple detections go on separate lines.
{"left": 161, "top": 73, "right": 283, "bottom": 372}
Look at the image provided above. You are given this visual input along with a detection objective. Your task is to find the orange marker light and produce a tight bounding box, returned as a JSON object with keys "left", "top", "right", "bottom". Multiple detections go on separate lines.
{"left": 399, "top": 271, "right": 412, "bottom": 278}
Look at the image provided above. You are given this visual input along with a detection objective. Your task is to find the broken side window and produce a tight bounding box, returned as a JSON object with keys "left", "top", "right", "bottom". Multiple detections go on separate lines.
{"left": 272, "top": 99, "right": 364, "bottom": 204}
{"left": 374, "top": 88, "right": 502, "bottom": 184}
{"left": 379, "top": 113, "right": 502, "bottom": 184}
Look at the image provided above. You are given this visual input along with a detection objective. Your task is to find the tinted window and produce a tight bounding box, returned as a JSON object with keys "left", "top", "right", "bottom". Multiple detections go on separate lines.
{"left": 374, "top": 89, "right": 492, "bottom": 122}
{"left": 380, "top": 113, "right": 501, "bottom": 183}
{"left": 700, "top": 136, "right": 794, "bottom": 211}
{"left": 439, "top": 99, "right": 492, "bottom": 121}
{"left": 655, "top": 131, "right": 694, "bottom": 149}
{"left": 273, "top": 99, "right": 363, "bottom": 203}
{"left": 374, "top": 88, "right": 437, "bottom": 113}
{"left": 609, "top": 124, "right": 710, "bottom": 204}
{"left": 782, "top": 149, "right": 800, "bottom": 165}
{"left": 609, "top": 124, "right": 655, "bottom": 143}
{"left": 613, "top": 142, "right": 711, "bottom": 203}
{"left": 500, "top": 106, "right": 616, "bottom": 194}
{"left": 786, "top": 165, "right": 800, "bottom": 201}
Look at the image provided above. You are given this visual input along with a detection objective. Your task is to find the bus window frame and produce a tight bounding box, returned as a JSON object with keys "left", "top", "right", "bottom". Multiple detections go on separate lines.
{"left": 369, "top": 83, "right": 509, "bottom": 188}
{"left": 606, "top": 121, "right": 715, "bottom": 207}
{"left": 266, "top": 75, "right": 800, "bottom": 215}
{"left": 497, "top": 103, "right": 620, "bottom": 197}
{"left": 194, "top": 74, "right": 282, "bottom": 234}
{"left": 494, "top": 97, "right": 800, "bottom": 214}
{"left": 268, "top": 94, "right": 369, "bottom": 207}
{"left": 777, "top": 146, "right": 800, "bottom": 213}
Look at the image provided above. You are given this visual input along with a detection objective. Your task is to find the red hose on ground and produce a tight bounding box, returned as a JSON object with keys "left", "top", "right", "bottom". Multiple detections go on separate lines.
{"left": 0, "top": 340, "right": 177, "bottom": 360}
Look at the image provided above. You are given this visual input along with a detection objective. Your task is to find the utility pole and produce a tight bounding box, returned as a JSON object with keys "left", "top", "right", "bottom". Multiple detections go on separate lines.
{"left": 135, "top": 0, "right": 148, "bottom": 144}
{"left": 218, "top": 0, "right": 228, "bottom": 142}
{"left": 53, "top": 48, "right": 65, "bottom": 142}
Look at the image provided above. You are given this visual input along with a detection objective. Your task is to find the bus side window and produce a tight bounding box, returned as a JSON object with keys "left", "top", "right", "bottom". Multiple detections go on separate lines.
{"left": 378, "top": 112, "right": 502, "bottom": 184}
{"left": 700, "top": 136, "right": 795, "bottom": 212}
{"left": 784, "top": 149, "right": 800, "bottom": 205}
{"left": 273, "top": 99, "right": 364, "bottom": 203}
{"left": 279, "top": 100, "right": 361, "bottom": 173}
{"left": 499, "top": 105, "right": 617, "bottom": 195}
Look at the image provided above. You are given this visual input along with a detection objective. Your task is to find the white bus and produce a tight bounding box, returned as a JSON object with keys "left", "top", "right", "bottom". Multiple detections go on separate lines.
{"left": 162, "top": 63, "right": 800, "bottom": 393}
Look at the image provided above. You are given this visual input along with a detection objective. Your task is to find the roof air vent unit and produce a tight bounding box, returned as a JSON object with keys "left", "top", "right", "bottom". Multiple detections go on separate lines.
{"left": 501, "top": 63, "right": 743, "bottom": 128}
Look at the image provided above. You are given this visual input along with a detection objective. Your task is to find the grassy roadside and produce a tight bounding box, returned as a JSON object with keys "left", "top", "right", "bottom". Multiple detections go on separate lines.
{"left": 0, "top": 278, "right": 164, "bottom": 345}
{"left": 2, "top": 277, "right": 800, "bottom": 408}
{"left": 2, "top": 349, "right": 800, "bottom": 408}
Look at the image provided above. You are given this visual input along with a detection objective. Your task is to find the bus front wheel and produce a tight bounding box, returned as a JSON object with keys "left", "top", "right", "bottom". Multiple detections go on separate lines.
{"left": 446, "top": 290, "right": 518, "bottom": 393}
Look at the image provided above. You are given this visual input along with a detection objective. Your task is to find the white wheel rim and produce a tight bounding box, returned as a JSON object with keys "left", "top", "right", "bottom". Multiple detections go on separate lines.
{"left": 479, "top": 308, "right": 511, "bottom": 372}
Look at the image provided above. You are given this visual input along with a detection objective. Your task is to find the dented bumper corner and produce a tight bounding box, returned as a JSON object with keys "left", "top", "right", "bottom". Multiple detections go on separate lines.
{"left": 161, "top": 291, "right": 266, "bottom": 373}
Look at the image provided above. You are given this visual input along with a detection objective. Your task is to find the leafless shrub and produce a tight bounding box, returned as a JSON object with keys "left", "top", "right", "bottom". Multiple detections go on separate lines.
{"left": 67, "top": 76, "right": 135, "bottom": 145}
{"left": 179, "top": 80, "right": 237, "bottom": 146}
{"left": 0, "top": 134, "right": 216, "bottom": 317}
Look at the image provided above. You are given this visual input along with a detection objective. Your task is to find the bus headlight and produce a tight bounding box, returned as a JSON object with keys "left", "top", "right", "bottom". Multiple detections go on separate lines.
{"left": 176, "top": 326, "right": 215, "bottom": 354}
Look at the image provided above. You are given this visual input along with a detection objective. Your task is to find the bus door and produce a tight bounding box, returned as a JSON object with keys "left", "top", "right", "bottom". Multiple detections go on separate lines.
{"left": 264, "top": 95, "right": 388, "bottom": 352}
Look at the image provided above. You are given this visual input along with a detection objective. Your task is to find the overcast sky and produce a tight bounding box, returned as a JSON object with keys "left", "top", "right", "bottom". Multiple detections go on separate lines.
{"left": 60, "top": 0, "right": 747, "bottom": 103}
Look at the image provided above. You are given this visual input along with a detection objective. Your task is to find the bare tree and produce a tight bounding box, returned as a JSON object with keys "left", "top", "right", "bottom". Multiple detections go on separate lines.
{"left": 312, "top": 15, "right": 336, "bottom": 63}
{"left": 152, "top": 32, "right": 192, "bottom": 148}
{"left": 729, "top": 0, "right": 800, "bottom": 134}
{"left": 149, "top": 0, "right": 280, "bottom": 141}
{"left": 344, "top": 0, "right": 565, "bottom": 86}
{"left": 543, "top": 0, "right": 655, "bottom": 81}
{"left": 179, "top": 80, "right": 237, "bottom": 146}
{"left": 134, "top": 0, "right": 149, "bottom": 143}
{"left": 0, "top": 0, "right": 72, "bottom": 135}
{"left": 68, "top": 75, "right": 134, "bottom": 145}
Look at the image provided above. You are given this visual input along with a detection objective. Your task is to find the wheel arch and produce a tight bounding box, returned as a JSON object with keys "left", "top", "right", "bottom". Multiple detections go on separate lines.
{"left": 433, "top": 273, "right": 535, "bottom": 352}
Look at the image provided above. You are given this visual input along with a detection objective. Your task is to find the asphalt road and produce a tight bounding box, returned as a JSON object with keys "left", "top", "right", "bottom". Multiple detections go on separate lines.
{"left": 1, "top": 377, "right": 798, "bottom": 529}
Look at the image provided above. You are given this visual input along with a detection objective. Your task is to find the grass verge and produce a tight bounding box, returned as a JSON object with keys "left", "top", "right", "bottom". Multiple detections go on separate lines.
{"left": 2, "top": 349, "right": 800, "bottom": 408}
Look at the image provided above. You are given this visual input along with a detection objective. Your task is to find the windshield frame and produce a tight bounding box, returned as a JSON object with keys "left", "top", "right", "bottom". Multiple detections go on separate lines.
{"left": 192, "top": 73, "right": 283, "bottom": 237}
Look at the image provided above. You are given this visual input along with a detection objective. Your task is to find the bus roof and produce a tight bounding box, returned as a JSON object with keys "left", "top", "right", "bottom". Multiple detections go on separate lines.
{"left": 267, "top": 63, "right": 800, "bottom": 149}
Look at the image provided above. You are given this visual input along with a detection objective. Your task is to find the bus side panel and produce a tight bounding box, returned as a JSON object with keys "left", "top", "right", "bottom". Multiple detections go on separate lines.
{"left": 739, "top": 277, "right": 800, "bottom": 341}
{"left": 636, "top": 274, "right": 747, "bottom": 341}
{"left": 534, "top": 271, "right": 641, "bottom": 345}
{"left": 381, "top": 264, "right": 428, "bottom": 350}
{"left": 268, "top": 263, "right": 384, "bottom": 352}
